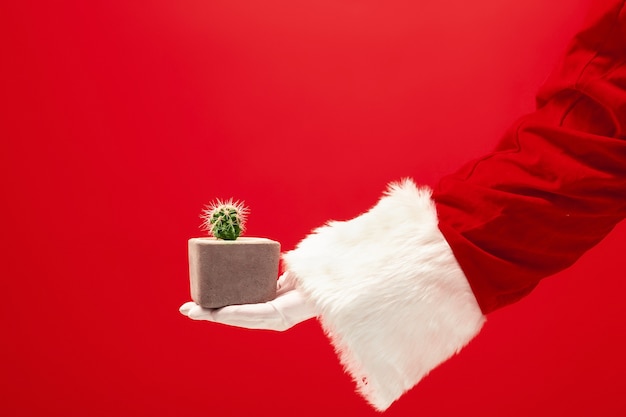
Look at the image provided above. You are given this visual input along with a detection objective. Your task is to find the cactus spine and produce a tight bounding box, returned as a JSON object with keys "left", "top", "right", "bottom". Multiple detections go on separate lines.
{"left": 201, "top": 199, "right": 249, "bottom": 240}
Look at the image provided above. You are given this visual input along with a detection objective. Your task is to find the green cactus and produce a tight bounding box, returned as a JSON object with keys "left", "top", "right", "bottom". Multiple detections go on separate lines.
{"left": 201, "top": 199, "right": 249, "bottom": 240}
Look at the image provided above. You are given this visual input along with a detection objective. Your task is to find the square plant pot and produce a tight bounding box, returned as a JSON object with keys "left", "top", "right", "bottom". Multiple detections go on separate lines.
{"left": 188, "top": 237, "right": 280, "bottom": 308}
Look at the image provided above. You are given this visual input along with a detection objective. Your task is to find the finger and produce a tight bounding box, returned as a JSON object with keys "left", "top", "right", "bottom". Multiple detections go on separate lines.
{"left": 210, "top": 303, "right": 281, "bottom": 328}
{"left": 276, "top": 271, "right": 296, "bottom": 296}
{"left": 179, "top": 301, "right": 198, "bottom": 316}
{"left": 187, "top": 304, "right": 215, "bottom": 320}
{"left": 182, "top": 300, "right": 281, "bottom": 327}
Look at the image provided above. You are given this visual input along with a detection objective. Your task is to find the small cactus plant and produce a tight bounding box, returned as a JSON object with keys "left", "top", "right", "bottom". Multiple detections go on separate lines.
{"left": 201, "top": 199, "right": 249, "bottom": 240}
{"left": 190, "top": 198, "right": 279, "bottom": 308}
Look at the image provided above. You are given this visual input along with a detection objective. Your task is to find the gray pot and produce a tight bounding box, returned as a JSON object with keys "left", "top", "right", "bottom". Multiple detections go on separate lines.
{"left": 188, "top": 237, "right": 280, "bottom": 308}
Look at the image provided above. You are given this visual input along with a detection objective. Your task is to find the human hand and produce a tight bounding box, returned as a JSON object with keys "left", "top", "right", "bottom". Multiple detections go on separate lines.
{"left": 179, "top": 271, "right": 316, "bottom": 331}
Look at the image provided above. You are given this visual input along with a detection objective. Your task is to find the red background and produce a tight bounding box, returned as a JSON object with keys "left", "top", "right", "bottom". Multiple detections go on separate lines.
{"left": 2, "top": 1, "right": 626, "bottom": 416}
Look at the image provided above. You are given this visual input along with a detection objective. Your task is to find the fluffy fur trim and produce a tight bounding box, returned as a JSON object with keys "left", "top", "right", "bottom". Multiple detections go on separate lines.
{"left": 282, "top": 179, "right": 486, "bottom": 411}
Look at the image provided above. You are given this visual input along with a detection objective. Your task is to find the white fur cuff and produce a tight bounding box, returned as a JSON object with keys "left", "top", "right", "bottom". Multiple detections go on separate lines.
{"left": 282, "top": 179, "right": 486, "bottom": 411}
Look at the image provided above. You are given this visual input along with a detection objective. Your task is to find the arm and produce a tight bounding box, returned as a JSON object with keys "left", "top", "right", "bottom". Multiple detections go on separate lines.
{"left": 433, "top": 0, "right": 626, "bottom": 313}
{"left": 284, "top": 0, "right": 626, "bottom": 409}
{"left": 182, "top": 0, "right": 626, "bottom": 411}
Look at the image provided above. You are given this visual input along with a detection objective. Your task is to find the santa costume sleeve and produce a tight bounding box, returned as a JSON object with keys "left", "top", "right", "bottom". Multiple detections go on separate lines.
{"left": 283, "top": 0, "right": 626, "bottom": 411}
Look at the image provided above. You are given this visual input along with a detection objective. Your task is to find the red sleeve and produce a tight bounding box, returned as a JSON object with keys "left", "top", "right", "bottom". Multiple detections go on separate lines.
{"left": 432, "top": 0, "right": 626, "bottom": 314}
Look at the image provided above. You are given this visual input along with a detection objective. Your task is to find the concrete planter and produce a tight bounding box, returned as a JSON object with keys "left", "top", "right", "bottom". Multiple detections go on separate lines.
{"left": 188, "top": 237, "right": 280, "bottom": 308}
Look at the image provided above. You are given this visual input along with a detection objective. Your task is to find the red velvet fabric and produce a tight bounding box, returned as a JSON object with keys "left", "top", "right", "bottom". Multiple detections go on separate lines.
{"left": 433, "top": 0, "right": 626, "bottom": 314}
